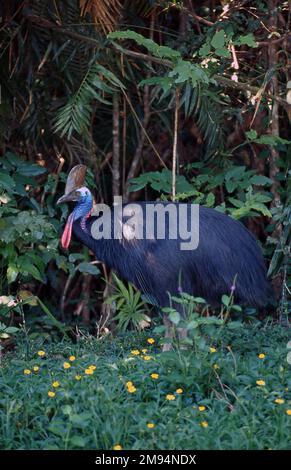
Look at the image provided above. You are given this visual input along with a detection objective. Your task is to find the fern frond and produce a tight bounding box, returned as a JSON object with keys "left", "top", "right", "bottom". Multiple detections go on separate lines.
{"left": 53, "top": 62, "right": 125, "bottom": 139}
{"left": 150, "top": 82, "right": 225, "bottom": 161}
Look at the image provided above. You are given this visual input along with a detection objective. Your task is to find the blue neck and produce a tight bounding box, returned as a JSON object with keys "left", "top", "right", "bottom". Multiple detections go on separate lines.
{"left": 73, "top": 194, "right": 93, "bottom": 229}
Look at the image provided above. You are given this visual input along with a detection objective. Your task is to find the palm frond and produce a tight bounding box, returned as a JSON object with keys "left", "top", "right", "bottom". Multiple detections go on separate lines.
{"left": 53, "top": 61, "right": 125, "bottom": 139}
{"left": 149, "top": 82, "right": 225, "bottom": 161}
{"left": 180, "top": 83, "right": 225, "bottom": 160}
{"left": 79, "top": 0, "right": 122, "bottom": 34}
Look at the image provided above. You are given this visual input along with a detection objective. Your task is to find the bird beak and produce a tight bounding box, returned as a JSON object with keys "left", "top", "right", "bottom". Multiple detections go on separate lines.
{"left": 57, "top": 190, "right": 81, "bottom": 205}
{"left": 56, "top": 194, "right": 71, "bottom": 205}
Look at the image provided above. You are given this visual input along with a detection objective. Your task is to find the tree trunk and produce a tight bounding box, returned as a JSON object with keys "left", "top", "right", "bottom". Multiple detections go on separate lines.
{"left": 268, "top": 0, "right": 280, "bottom": 206}
{"left": 112, "top": 93, "right": 120, "bottom": 197}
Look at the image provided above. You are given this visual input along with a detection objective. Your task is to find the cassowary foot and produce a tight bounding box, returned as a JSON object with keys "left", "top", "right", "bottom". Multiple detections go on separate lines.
{"left": 177, "top": 327, "right": 189, "bottom": 349}
{"left": 162, "top": 341, "right": 173, "bottom": 352}
{"left": 162, "top": 316, "right": 189, "bottom": 351}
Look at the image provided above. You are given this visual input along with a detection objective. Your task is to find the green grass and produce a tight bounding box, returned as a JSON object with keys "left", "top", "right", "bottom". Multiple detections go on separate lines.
{"left": 0, "top": 322, "right": 290, "bottom": 450}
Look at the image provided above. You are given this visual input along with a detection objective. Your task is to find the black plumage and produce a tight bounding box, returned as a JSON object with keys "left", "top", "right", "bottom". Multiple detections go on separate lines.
{"left": 72, "top": 202, "right": 274, "bottom": 310}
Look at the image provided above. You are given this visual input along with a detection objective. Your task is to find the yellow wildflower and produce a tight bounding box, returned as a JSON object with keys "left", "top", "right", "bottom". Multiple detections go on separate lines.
{"left": 150, "top": 373, "right": 159, "bottom": 380}
{"left": 33, "top": 366, "right": 39, "bottom": 372}
{"left": 63, "top": 362, "right": 71, "bottom": 369}
{"left": 143, "top": 355, "right": 152, "bottom": 361}
{"left": 113, "top": 444, "right": 122, "bottom": 450}
{"left": 131, "top": 350, "right": 140, "bottom": 356}
{"left": 126, "top": 380, "right": 137, "bottom": 393}
{"left": 274, "top": 399, "right": 285, "bottom": 405}
{"left": 52, "top": 381, "right": 60, "bottom": 388}
{"left": 37, "top": 350, "right": 46, "bottom": 357}
{"left": 147, "top": 338, "right": 155, "bottom": 344}
{"left": 75, "top": 375, "right": 82, "bottom": 380}
{"left": 166, "top": 394, "right": 176, "bottom": 401}
{"left": 213, "top": 364, "right": 219, "bottom": 370}
{"left": 199, "top": 406, "right": 206, "bottom": 411}
{"left": 147, "top": 422, "right": 155, "bottom": 429}
{"left": 85, "top": 368, "right": 94, "bottom": 375}
{"left": 48, "top": 391, "right": 56, "bottom": 398}
{"left": 69, "top": 355, "right": 76, "bottom": 362}
{"left": 23, "top": 369, "right": 31, "bottom": 375}
{"left": 141, "top": 348, "right": 148, "bottom": 354}
{"left": 258, "top": 353, "right": 265, "bottom": 359}
{"left": 200, "top": 421, "right": 208, "bottom": 428}
{"left": 286, "top": 409, "right": 291, "bottom": 416}
{"left": 176, "top": 388, "right": 183, "bottom": 394}
{"left": 256, "top": 379, "right": 266, "bottom": 387}
{"left": 88, "top": 365, "right": 96, "bottom": 370}
{"left": 210, "top": 347, "right": 217, "bottom": 353}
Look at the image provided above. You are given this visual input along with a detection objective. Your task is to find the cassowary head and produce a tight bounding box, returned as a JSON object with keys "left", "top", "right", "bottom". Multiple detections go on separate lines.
{"left": 57, "top": 165, "right": 93, "bottom": 248}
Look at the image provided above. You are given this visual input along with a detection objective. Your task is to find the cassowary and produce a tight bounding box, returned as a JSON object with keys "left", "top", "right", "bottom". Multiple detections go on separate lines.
{"left": 57, "top": 165, "right": 274, "bottom": 347}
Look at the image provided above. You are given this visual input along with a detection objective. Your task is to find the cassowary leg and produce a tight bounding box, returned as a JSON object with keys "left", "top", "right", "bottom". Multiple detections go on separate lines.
{"left": 162, "top": 314, "right": 174, "bottom": 352}
{"left": 162, "top": 314, "right": 188, "bottom": 351}
{"left": 175, "top": 299, "right": 188, "bottom": 346}
{"left": 177, "top": 326, "right": 188, "bottom": 346}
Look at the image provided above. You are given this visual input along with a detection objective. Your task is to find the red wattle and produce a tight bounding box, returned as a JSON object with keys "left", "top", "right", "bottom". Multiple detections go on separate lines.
{"left": 61, "top": 213, "right": 74, "bottom": 249}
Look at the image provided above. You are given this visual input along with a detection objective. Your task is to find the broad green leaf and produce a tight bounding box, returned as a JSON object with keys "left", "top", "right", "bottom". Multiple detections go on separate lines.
{"left": 17, "top": 163, "right": 47, "bottom": 177}
{"left": 199, "top": 43, "right": 211, "bottom": 57}
{"left": 225, "top": 166, "right": 246, "bottom": 181}
{"left": 249, "top": 203, "right": 272, "bottom": 217}
{"left": 0, "top": 172, "right": 15, "bottom": 192}
{"left": 215, "top": 47, "right": 231, "bottom": 58}
{"left": 225, "top": 180, "right": 237, "bottom": 193}
{"left": 211, "top": 30, "right": 225, "bottom": 49}
{"left": 235, "top": 33, "right": 257, "bottom": 48}
{"left": 250, "top": 175, "right": 272, "bottom": 186}
{"left": 19, "top": 262, "right": 43, "bottom": 282}
{"left": 186, "top": 320, "right": 199, "bottom": 330}
{"left": 4, "top": 326, "right": 19, "bottom": 334}
{"left": 108, "top": 30, "right": 181, "bottom": 60}
{"left": 7, "top": 265, "right": 18, "bottom": 283}
{"left": 69, "top": 253, "right": 85, "bottom": 263}
{"left": 228, "top": 197, "right": 244, "bottom": 208}
{"left": 245, "top": 129, "right": 258, "bottom": 140}
{"left": 253, "top": 135, "right": 291, "bottom": 146}
{"left": 222, "top": 294, "right": 231, "bottom": 306}
{"left": 192, "top": 297, "right": 207, "bottom": 303}
{"left": 206, "top": 193, "right": 215, "bottom": 207}
{"left": 169, "top": 311, "right": 181, "bottom": 325}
